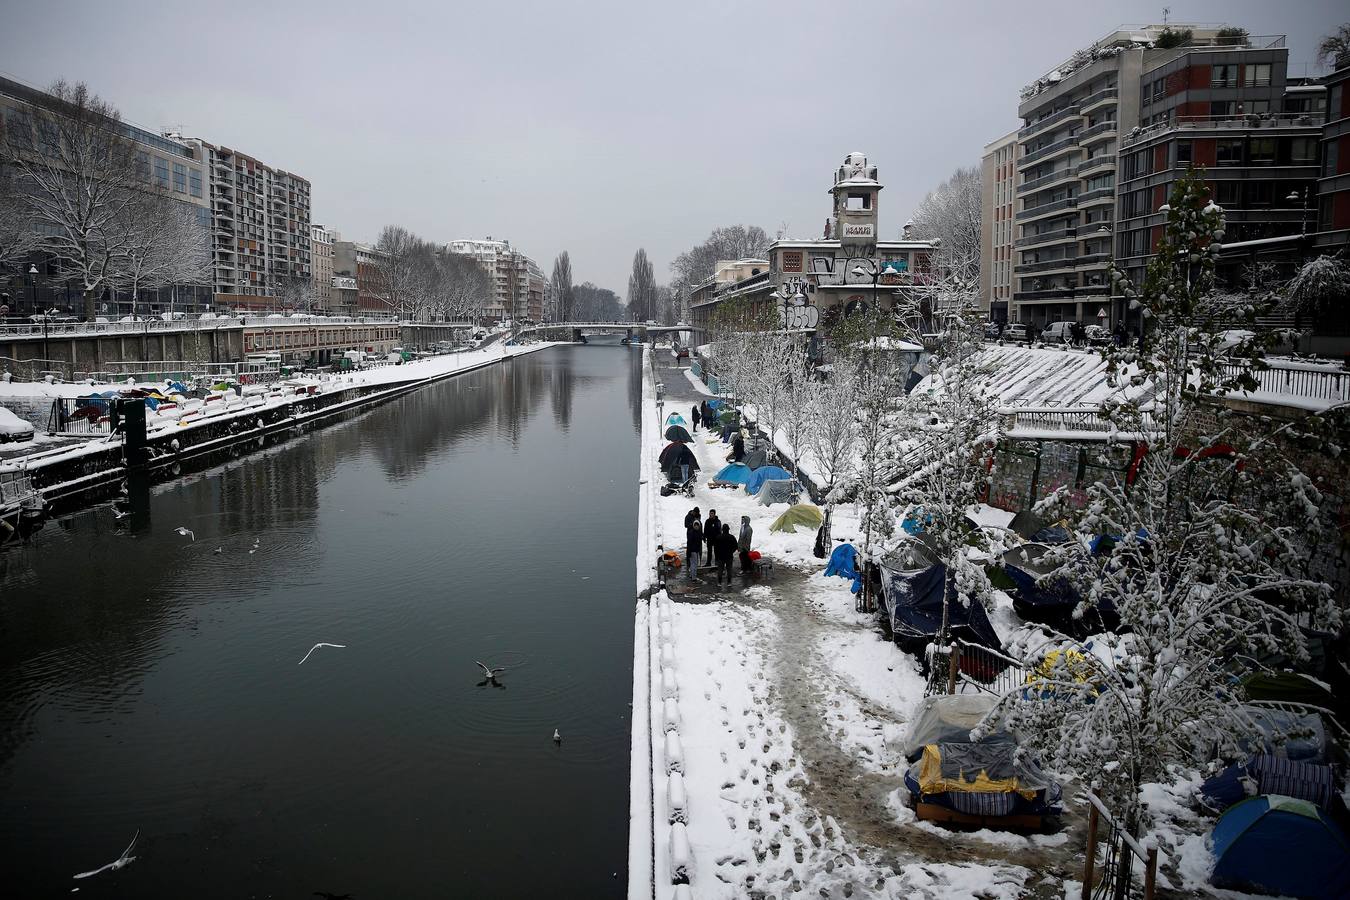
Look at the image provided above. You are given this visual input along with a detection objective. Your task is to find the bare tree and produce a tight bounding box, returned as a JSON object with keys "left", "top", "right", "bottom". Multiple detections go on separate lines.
{"left": 551, "top": 251, "right": 573, "bottom": 322}
{"left": 0, "top": 81, "right": 140, "bottom": 319}
{"left": 669, "top": 225, "right": 770, "bottom": 301}
{"left": 627, "top": 248, "right": 657, "bottom": 322}
{"left": 1317, "top": 23, "right": 1350, "bottom": 66}
{"left": 375, "top": 225, "right": 424, "bottom": 319}
{"left": 111, "top": 191, "right": 211, "bottom": 313}
{"left": 434, "top": 250, "right": 490, "bottom": 322}
{"left": 0, "top": 166, "right": 41, "bottom": 275}
{"left": 908, "top": 165, "right": 982, "bottom": 284}
{"left": 274, "top": 274, "right": 315, "bottom": 312}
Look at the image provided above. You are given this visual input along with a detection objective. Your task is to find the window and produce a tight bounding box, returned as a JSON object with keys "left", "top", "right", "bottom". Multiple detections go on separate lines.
{"left": 153, "top": 156, "right": 169, "bottom": 188}
{"left": 1244, "top": 182, "right": 1273, "bottom": 207}
{"left": 172, "top": 162, "right": 187, "bottom": 193}
{"left": 1249, "top": 137, "right": 1275, "bottom": 165}
{"left": 1215, "top": 181, "right": 1241, "bottom": 205}
{"left": 189, "top": 168, "right": 203, "bottom": 197}
{"left": 1290, "top": 137, "right": 1317, "bottom": 164}
{"left": 1211, "top": 64, "right": 1237, "bottom": 87}
{"left": 1087, "top": 173, "right": 1114, "bottom": 191}
{"left": 1210, "top": 100, "right": 1235, "bottom": 117}
{"left": 1244, "top": 99, "right": 1270, "bottom": 115}
{"left": 1324, "top": 139, "right": 1338, "bottom": 178}
{"left": 135, "top": 150, "right": 151, "bottom": 181}
{"left": 1243, "top": 63, "right": 1271, "bottom": 87}
{"left": 845, "top": 193, "right": 870, "bottom": 210}
{"left": 1175, "top": 140, "right": 1192, "bottom": 165}
{"left": 1216, "top": 139, "right": 1243, "bottom": 166}
{"left": 1330, "top": 86, "right": 1343, "bottom": 121}
{"left": 1150, "top": 78, "right": 1166, "bottom": 102}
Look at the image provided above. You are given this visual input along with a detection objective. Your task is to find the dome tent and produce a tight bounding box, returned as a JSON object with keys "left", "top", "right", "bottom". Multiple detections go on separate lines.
{"left": 769, "top": 504, "right": 823, "bottom": 534}
{"left": 1210, "top": 795, "right": 1350, "bottom": 899}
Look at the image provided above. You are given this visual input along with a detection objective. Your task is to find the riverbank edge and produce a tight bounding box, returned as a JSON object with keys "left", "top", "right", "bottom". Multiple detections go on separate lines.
{"left": 6, "top": 343, "right": 555, "bottom": 517}
{"left": 629, "top": 345, "right": 658, "bottom": 900}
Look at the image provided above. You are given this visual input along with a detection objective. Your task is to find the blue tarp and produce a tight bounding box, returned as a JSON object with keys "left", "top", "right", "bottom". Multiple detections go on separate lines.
{"left": 1003, "top": 565, "right": 1119, "bottom": 634}
{"left": 744, "top": 465, "right": 792, "bottom": 495}
{"left": 825, "top": 543, "right": 862, "bottom": 594}
{"left": 713, "top": 463, "right": 752, "bottom": 485}
{"left": 1200, "top": 756, "right": 1336, "bottom": 812}
{"left": 881, "top": 561, "right": 1002, "bottom": 656}
{"left": 1211, "top": 795, "right": 1350, "bottom": 899}
{"left": 706, "top": 398, "right": 724, "bottom": 409}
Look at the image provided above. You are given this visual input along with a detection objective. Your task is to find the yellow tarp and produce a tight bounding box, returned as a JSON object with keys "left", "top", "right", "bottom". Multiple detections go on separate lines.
{"left": 915, "top": 745, "right": 1038, "bottom": 800}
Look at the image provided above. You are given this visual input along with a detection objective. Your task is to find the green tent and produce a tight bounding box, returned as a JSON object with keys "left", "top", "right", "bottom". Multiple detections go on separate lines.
{"left": 770, "top": 503, "right": 824, "bottom": 534}
{"left": 1240, "top": 671, "right": 1338, "bottom": 709}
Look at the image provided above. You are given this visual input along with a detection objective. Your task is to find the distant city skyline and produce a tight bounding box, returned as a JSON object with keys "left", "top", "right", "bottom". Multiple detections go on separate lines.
{"left": 0, "top": 0, "right": 1341, "bottom": 297}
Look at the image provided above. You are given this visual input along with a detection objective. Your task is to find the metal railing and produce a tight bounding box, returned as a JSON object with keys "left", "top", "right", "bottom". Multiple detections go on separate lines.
{"left": 1219, "top": 360, "right": 1350, "bottom": 405}
{"left": 1079, "top": 88, "right": 1119, "bottom": 112}
{"left": 1121, "top": 112, "right": 1322, "bottom": 149}
{"left": 1077, "top": 151, "right": 1116, "bottom": 172}
{"left": 0, "top": 318, "right": 240, "bottom": 340}
{"left": 1018, "top": 167, "right": 1078, "bottom": 195}
{"left": 1017, "top": 196, "right": 1079, "bottom": 221}
{"left": 926, "top": 639, "right": 1030, "bottom": 698}
{"left": 1082, "top": 791, "right": 1158, "bottom": 900}
{"left": 1016, "top": 227, "right": 1077, "bottom": 249}
{"left": 0, "top": 468, "right": 37, "bottom": 509}
{"left": 1019, "top": 104, "right": 1082, "bottom": 139}
{"left": 1019, "top": 136, "right": 1080, "bottom": 168}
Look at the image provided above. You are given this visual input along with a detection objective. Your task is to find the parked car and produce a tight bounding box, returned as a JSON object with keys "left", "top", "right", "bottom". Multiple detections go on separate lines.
{"left": 1084, "top": 324, "right": 1111, "bottom": 346}
{"left": 0, "top": 406, "right": 35, "bottom": 443}
{"left": 1041, "top": 321, "right": 1075, "bottom": 344}
{"left": 1004, "top": 323, "right": 1029, "bottom": 342}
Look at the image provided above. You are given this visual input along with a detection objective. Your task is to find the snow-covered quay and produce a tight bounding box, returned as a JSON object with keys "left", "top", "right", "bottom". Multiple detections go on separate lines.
{"left": 629, "top": 348, "right": 1079, "bottom": 900}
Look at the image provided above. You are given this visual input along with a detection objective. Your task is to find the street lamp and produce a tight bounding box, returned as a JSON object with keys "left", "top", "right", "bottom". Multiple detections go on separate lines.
{"left": 28, "top": 264, "right": 38, "bottom": 317}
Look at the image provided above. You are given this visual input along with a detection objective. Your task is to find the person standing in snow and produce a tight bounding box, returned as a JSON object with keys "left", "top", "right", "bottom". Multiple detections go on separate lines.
{"left": 685, "top": 517, "right": 703, "bottom": 580}
{"left": 730, "top": 431, "right": 745, "bottom": 463}
{"left": 684, "top": 507, "right": 701, "bottom": 530}
{"left": 715, "top": 523, "right": 737, "bottom": 586}
{"left": 704, "top": 509, "right": 722, "bottom": 562}
{"left": 691, "top": 404, "right": 700, "bottom": 432}
{"left": 737, "top": 515, "right": 754, "bottom": 573}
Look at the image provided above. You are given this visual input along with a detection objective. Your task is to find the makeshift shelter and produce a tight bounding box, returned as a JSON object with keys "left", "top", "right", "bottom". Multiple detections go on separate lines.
{"left": 658, "top": 442, "right": 699, "bottom": 479}
{"left": 999, "top": 544, "right": 1119, "bottom": 636}
{"left": 770, "top": 504, "right": 822, "bottom": 534}
{"left": 1200, "top": 755, "right": 1337, "bottom": 813}
{"left": 903, "top": 695, "right": 1012, "bottom": 761}
{"left": 743, "top": 449, "right": 769, "bottom": 470}
{"left": 1238, "top": 706, "right": 1330, "bottom": 764}
{"left": 903, "top": 742, "right": 1062, "bottom": 828}
{"left": 664, "top": 424, "right": 693, "bottom": 443}
{"left": 824, "top": 543, "right": 862, "bottom": 594}
{"left": 1210, "top": 795, "right": 1350, "bottom": 899}
{"left": 757, "top": 479, "right": 799, "bottom": 506}
{"left": 1240, "top": 671, "right": 1339, "bottom": 710}
{"left": 744, "top": 465, "right": 792, "bottom": 495}
{"left": 712, "top": 463, "right": 752, "bottom": 485}
{"left": 877, "top": 540, "right": 1002, "bottom": 657}
{"left": 665, "top": 414, "right": 687, "bottom": 426}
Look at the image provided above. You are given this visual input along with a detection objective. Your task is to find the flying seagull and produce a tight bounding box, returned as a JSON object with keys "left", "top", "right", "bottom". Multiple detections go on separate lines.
{"left": 73, "top": 830, "right": 138, "bottom": 880}
{"left": 298, "top": 643, "right": 346, "bottom": 665}
{"left": 173, "top": 527, "right": 194, "bottom": 541}
{"left": 476, "top": 661, "right": 506, "bottom": 682}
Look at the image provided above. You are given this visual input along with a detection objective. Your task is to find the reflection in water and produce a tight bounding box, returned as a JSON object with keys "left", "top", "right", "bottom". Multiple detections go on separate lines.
{"left": 0, "top": 344, "right": 641, "bottom": 899}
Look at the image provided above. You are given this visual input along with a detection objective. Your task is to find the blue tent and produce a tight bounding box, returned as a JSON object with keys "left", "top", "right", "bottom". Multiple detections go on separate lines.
{"left": 1210, "top": 795, "right": 1350, "bottom": 899}
{"left": 825, "top": 543, "right": 862, "bottom": 594}
{"left": 1200, "top": 756, "right": 1336, "bottom": 813}
{"left": 744, "top": 465, "right": 792, "bottom": 495}
{"left": 713, "top": 463, "right": 752, "bottom": 485}
{"left": 880, "top": 559, "right": 1002, "bottom": 657}
{"left": 665, "top": 413, "right": 686, "bottom": 426}
{"left": 705, "top": 398, "right": 724, "bottom": 409}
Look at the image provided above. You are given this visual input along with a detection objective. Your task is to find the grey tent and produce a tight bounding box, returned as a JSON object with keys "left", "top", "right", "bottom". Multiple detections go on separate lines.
{"left": 743, "top": 449, "right": 769, "bottom": 470}
{"left": 757, "top": 479, "right": 800, "bottom": 506}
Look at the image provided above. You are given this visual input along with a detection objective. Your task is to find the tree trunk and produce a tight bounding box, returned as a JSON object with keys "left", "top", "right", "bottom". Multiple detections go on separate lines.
{"left": 83, "top": 288, "right": 97, "bottom": 322}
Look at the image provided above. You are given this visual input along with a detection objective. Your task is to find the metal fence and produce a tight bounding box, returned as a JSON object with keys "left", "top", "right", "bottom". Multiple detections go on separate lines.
{"left": 925, "top": 638, "right": 1030, "bottom": 698}
{"left": 47, "top": 398, "right": 113, "bottom": 435}
{"left": 1082, "top": 791, "right": 1158, "bottom": 900}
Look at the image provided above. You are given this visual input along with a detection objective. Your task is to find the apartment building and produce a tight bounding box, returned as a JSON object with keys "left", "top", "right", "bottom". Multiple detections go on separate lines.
{"left": 330, "top": 241, "right": 390, "bottom": 316}
{"left": 177, "top": 137, "right": 312, "bottom": 312}
{"left": 1317, "top": 52, "right": 1350, "bottom": 249}
{"left": 310, "top": 224, "right": 338, "bottom": 314}
{"left": 0, "top": 76, "right": 213, "bottom": 316}
{"left": 1115, "top": 46, "right": 1323, "bottom": 317}
{"left": 446, "top": 237, "right": 544, "bottom": 323}
{"left": 980, "top": 131, "right": 1018, "bottom": 324}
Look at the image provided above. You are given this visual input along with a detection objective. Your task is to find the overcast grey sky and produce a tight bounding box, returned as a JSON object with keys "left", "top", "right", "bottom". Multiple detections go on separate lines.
{"left": 0, "top": 0, "right": 1342, "bottom": 295}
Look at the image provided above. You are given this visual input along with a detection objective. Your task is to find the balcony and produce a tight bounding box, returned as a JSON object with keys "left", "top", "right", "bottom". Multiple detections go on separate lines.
{"left": 1077, "top": 155, "right": 1115, "bottom": 176}
{"left": 1016, "top": 227, "right": 1077, "bottom": 249}
{"left": 1018, "top": 167, "right": 1078, "bottom": 196}
{"left": 1018, "top": 257, "right": 1079, "bottom": 275}
{"left": 1017, "top": 196, "right": 1078, "bottom": 221}
{"left": 1078, "top": 120, "right": 1117, "bottom": 145}
{"left": 1121, "top": 112, "right": 1322, "bottom": 149}
{"left": 1075, "top": 252, "right": 1111, "bottom": 268}
{"left": 1080, "top": 88, "right": 1118, "bottom": 114}
{"left": 1019, "top": 135, "right": 1080, "bottom": 169}
{"left": 1019, "top": 104, "right": 1082, "bottom": 140}
{"left": 1077, "top": 187, "right": 1116, "bottom": 206}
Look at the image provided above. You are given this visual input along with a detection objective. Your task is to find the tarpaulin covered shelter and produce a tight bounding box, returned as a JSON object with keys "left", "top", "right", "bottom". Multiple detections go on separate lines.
{"left": 999, "top": 544, "right": 1119, "bottom": 636}
{"left": 902, "top": 695, "right": 1013, "bottom": 761}
{"left": 742, "top": 449, "right": 769, "bottom": 470}
{"left": 903, "top": 742, "right": 1062, "bottom": 827}
{"left": 658, "top": 442, "right": 699, "bottom": 478}
{"left": 664, "top": 424, "right": 693, "bottom": 443}
{"left": 824, "top": 543, "right": 862, "bottom": 594}
{"left": 1238, "top": 706, "right": 1330, "bottom": 764}
{"left": 757, "top": 479, "right": 799, "bottom": 506}
{"left": 769, "top": 504, "right": 822, "bottom": 534}
{"left": 1210, "top": 795, "right": 1350, "bottom": 899}
{"left": 877, "top": 541, "right": 1001, "bottom": 656}
{"left": 744, "top": 465, "right": 792, "bottom": 495}
{"left": 1199, "top": 755, "right": 1337, "bottom": 813}
{"left": 712, "top": 463, "right": 752, "bottom": 485}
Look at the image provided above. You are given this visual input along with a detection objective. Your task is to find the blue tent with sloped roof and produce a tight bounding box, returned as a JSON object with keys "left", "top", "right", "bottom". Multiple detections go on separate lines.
{"left": 1210, "top": 795, "right": 1350, "bottom": 899}
{"left": 713, "top": 463, "right": 752, "bottom": 485}
{"left": 744, "top": 465, "right": 792, "bottom": 495}
{"left": 825, "top": 543, "right": 862, "bottom": 594}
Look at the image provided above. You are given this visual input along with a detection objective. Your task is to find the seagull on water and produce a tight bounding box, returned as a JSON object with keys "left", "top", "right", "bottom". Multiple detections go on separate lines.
{"left": 174, "top": 526, "right": 194, "bottom": 541}
{"left": 553, "top": 729, "right": 562, "bottom": 744}
{"left": 476, "top": 661, "right": 506, "bottom": 682}
{"left": 73, "top": 830, "right": 138, "bottom": 880}
{"left": 298, "top": 643, "right": 346, "bottom": 665}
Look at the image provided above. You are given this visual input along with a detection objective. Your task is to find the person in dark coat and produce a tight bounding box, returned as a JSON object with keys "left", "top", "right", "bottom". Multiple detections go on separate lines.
{"left": 704, "top": 509, "right": 722, "bottom": 562}
{"left": 737, "top": 515, "right": 754, "bottom": 573}
{"left": 1071, "top": 320, "right": 1085, "bottom": 345}
{"left": 715, "top": 523, "right": 738, "bottom": 585}
{"left": 684, "top": 507, "right": 701, "bottom": 530}
{"left": 730, "top": 432, "right": 745, "bottom": 463}
{"left": 685, "top": 518, "right": 703, "bottom": 580}
{"left": 691, "top": 404, "right": 700, "bottom": 432}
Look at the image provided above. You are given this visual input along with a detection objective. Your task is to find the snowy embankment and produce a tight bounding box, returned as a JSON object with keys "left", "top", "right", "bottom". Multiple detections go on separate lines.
{"left": 0, "top": 343, "right": 552, "bottom": 478}
{"left": 629, "top": 347, "right": 658, "bottom": 900}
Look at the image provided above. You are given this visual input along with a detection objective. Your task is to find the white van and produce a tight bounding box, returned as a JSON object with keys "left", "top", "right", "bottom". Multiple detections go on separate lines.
{"left": 1042, "top": 321, "right": 1075, "bottom": 344}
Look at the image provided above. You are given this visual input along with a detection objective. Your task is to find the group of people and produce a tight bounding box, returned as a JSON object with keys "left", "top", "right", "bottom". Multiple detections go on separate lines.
{"left": 683, "top": 507, "right": 753, "bottom": 586}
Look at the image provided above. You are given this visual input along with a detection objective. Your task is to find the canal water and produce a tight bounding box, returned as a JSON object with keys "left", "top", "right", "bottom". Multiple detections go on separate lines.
{"left": 0, "top": 342, "right": 642, "bottom": 898}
